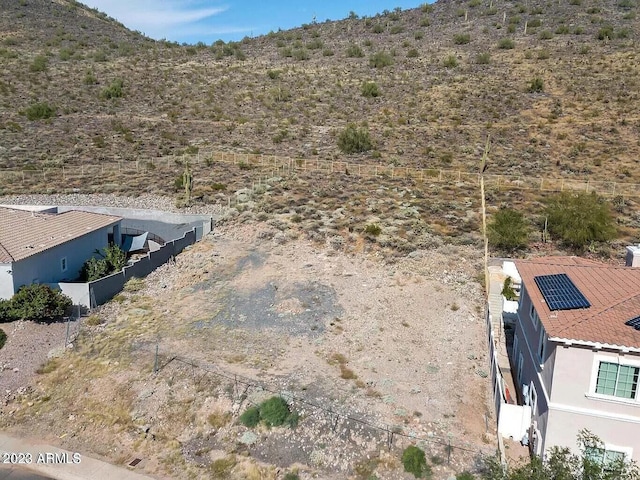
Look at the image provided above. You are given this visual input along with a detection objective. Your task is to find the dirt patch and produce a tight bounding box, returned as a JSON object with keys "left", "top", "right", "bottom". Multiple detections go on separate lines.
{"left": 1, "top": 222, "right": 495, "bottom": 479}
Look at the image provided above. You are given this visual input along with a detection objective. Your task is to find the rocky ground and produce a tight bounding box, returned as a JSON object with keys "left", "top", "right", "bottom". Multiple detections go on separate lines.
{"left": 0, "top": 195, "right": 495, "bottom": 479}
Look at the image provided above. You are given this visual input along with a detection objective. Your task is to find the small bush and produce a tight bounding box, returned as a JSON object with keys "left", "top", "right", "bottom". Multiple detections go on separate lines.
{"left": 0, "top": 328, "right": 6, "bottom": 350}
{"left": 364, "top": 223, "right": 382, "bottom": 236}
{"left": 402, "top": 446, "right": 431, "bottom": 478}
{"left": 528, "top": 77, "right": 544, "bottom": 92}
{"left": 407, "top": 48, "right": 419, "bottom": 58}
{"left": 443, "top": 55, "right": 458, "bottom": 68}
{"left": 346, "top": 44, "right": 364, "bottom": 58}
{"left": 29, "top": 54, "right": 48, "bottom": 72}
{"left": 338, "top": 123, "right": 373, "bottom": 154}
{"left": 372, "top": 24, "right": 385, "bottom": 33}
{"left": 260, "top": 397, "right": 291, "bottom": 427}
{"left": 239, "top": 406, "right": 260, "bottom": 428}
{"left": 100, "top": 78, "right": 124, "bottom": 99}
{"left": 369, "top": 51, "right": 393, "bottom": 68}
{"left": 502, "top": 277, "right": 517, "bottom": 301}
{"left": 498, "top": 38, "right": 515, "bottom": 49}
{"left": 208, "top": 410, "right": 232, "bottom": 428}
{"left": 454, "top": 33, "right": 471, "bottom": 44}
{"left": 476, "top": 52, "right": 491, "bottom": 64}
{"left": 361, "top": 81, "right": 381, "bottom": 98}
{"left": 457, "top": 472, "right": 475, "bottom": 480}
{"left": 8, "top": 285, "right": 72, "bottom": 322}
{"left": 267, "top": 69, "right": 281, "bottom": 79}
{"left": 25, "top": 102, "right": 55, "bottom": 121}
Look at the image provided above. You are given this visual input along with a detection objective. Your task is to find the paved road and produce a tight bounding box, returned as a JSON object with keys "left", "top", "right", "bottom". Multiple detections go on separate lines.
{"left": 0, "top": 434, "right": 157, "bottom": 480}
{"left": 0, "top": 465, "right": 56, "bottom": 480}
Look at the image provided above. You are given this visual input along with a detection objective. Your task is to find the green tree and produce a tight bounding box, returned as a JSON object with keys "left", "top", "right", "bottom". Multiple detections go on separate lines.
{"left": 338, "top": 123, "right": 373, "bottom": 154}
{"left": 488, "top": 208, "right": 529, "bottom": 251}
{"left": 544, "top": 192, "right": 616, "bottom": 249}
{"left": 479, "top": 430, "right": 639, "bottom": 480}
{"left": 7, "top": 285, "right": 72, "bottom": 322}
{"left": 80, "top": 243, "right": 127, "bottom": 281}
{"left": 0, "top": 328, "right": 6, "bottom": 349}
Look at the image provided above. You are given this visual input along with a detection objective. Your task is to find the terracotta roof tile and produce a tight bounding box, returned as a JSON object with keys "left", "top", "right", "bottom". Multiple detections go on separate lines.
{"left": 0, "top": 207, "right": 121, "bottom": 263}
{"left": 515, "top": 256, "right": 640, "bottom": 349}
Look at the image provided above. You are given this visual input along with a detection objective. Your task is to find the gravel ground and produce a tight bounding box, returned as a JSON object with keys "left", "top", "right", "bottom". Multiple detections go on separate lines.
{"left": 0, "top": 193, "right": 228, "bottom": 216}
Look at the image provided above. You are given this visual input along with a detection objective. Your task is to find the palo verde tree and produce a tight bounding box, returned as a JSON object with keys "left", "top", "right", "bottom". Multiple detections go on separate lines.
{"left": 544, "top": 192, "right": 616, "bottom": 250}
{"left": 488, "top": 207, "right": 529, "bottom": 252}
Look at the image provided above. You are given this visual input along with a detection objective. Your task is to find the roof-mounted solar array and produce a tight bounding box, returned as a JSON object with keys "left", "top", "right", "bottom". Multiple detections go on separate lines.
{"left": 626, "top": 316, "right": 640, "bottom": 331}
{"left": 533, "top": 273, "right": 591, "bottom": 311}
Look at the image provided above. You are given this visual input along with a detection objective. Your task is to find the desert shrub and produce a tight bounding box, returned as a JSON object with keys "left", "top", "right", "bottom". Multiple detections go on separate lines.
{"left": 208, "top": 410, "right": 232, "bottom": 428}
{"left": 443, "top": 55, "right": 458, "bottom": 68}
{"left": 544, "top": 192, "right": 616, "bottom": 249}
{"left": 488, "top": 207, "right": 529, "bottom": 251}
{"left": 454, "top": 33, "right": 471, "bottom": 44}
{"left": 267, "top": 69, "right": 281, "bottom": 79}
{"left": 456, "top": 472, "right": 475, "bottom": 480}
{"left": 83, "top": 70, "right": 97, "bottom": 85}
{"left": 322, "top": 48, "right": 334, "bottom": 56}
{"left": 402, "top": 446, "right": 431, "bottom": 478}
{"left": 476, "top": 52, "right": 491, "bottom": 64}
{"left": 597, "top": 25, "right": 614, "bottom": 40}
{"left": 25, "top": 102, "right": 55, "bottom": 121}
{"left": 555, "top": 25, "right": 570, "bottom": 34}
{"left": 100, "top": 78, "right": 124, "bottom": 99}
{"left": 407, "top": 48, "right": 419, "bottom": 57}
{"left": 29, "top": 54, "right": 48, "bottom": 72}
{"left": 364, "top": 223, "right": 382, "bottom": 236}
{"left": 346, "top": 44, "right": 364, "bottom": 57}
{"left": 8, "top": 285, "right": 72, "bottom": 322}
{"left": 338, "top": 123, "right": 372, "bottom": 153}
{"left": 259, "top": 397, "right": 291, "bottom": 427}
{"left": 283, "top": 473, "right": 300, "bottom": 480}
{"left": 390, "top": 25, "right": 404, "bottom": 34}
{"left": 0, "top": 328, "right": 6, "bottom": 349}
{"left": 539, "top": 30, "right": 553, "bottom": 39}
{"left": 361, "top": 81, "right": 381, "bottom": 98}
{"left": 123, "top": 277, "right": 145, "bottom": 293}
{"left": 498, "top": 38, "right": 515, "bottom": 49}
{"left": 292, "top": 48, "right": 309, "bottom": 61}
{"left": 369, "top": 51, "right": 393, "bottom": 68}
{"left": 372, "top": 24, "right": 385, "bottom": 33}
{"left": 528, "top": 77, "right": 544, "bottom": 92}
{"left": 239, "top": 406, "right": 260, "bottom": 427}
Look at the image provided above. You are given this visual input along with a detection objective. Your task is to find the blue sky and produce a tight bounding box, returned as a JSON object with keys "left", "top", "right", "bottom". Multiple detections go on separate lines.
{"left": 80, "top": 1, "right": 427, "bottom": 44}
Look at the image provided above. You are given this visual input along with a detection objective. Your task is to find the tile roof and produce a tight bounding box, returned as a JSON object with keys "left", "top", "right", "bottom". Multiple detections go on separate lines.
{"left": 0, "top": 207, "right": 121, "bottom": 263}
{"left": 515, "top": 256, "right": 640, "bottom": 350}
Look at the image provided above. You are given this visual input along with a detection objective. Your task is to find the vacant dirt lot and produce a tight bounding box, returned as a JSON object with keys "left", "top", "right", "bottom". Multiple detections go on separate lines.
{"left": 1, "top": 221, "right": 494, "bottom": 479}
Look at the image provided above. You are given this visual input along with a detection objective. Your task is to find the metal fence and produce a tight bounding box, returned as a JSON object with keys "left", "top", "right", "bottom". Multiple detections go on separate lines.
{"left": 1, "top": 150, "right": 639, "bottom": 197}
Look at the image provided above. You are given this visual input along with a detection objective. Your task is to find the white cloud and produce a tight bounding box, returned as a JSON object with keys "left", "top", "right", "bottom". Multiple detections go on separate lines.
{"left": 81, "top": 0, "right": 230, "bottom": 39}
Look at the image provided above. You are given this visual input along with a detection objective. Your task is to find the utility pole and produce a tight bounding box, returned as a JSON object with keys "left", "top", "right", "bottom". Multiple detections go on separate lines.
{"left": 480, "top": 136, "right": 490, "bottom": 298}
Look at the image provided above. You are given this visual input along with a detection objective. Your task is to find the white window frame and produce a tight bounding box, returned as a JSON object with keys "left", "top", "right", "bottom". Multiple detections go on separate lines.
{"left": 586, "top": 443, "right": 633, "bottom": 468}
{"left": 530, "top": 303, "right": 539, "bottom": 330}
{"left": 61, "top": 256, "right": 68, "bottom": 273}
{"left": 587, "top": 354, "right": 640, "bottom": 405}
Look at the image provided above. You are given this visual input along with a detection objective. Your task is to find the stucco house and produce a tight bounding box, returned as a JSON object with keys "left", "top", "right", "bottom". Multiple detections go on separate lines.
{"left": 0, "top": 207, "right": 122, "bottom": 300}
{"left": 511, "top": 256, "right": 640, "bottom": 463}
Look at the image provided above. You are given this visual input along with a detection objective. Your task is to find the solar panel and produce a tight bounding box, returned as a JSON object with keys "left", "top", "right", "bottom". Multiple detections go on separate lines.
{"left": 534, "top": 273, "right": 591, "bottom": 311}
{"left": 626, "top": 316, "right": 640, "bottom": 331}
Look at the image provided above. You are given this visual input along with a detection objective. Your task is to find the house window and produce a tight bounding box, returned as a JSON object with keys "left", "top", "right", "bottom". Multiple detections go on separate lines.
{"left": 537, "top": 328, "right": 546, "bottom": 365}
{"left": 586, "top": 446, "right": 628, "bottom": 471}
{"left": 530, "top": 303, "right": 539, "bottom": 330}
{"left": 595, "top": 361, "right": 639, "bottom": 400}
{"left": 61, "top": 257, "right": 68, "bottom": 272}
